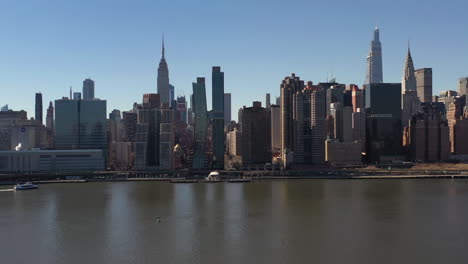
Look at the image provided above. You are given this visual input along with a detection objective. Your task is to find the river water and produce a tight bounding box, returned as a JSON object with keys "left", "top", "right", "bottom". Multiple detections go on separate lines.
{"left": 1, "top": 180, "right": 468, "bottom": 264}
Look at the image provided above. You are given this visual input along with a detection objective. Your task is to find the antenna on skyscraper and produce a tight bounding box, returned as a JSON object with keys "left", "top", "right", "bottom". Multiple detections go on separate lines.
{"left": 162, "top": 33, "right": 165, "bottom": 59}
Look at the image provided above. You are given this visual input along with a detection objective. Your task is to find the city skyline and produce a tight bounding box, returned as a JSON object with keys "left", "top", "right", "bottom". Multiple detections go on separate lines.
{"left": 2, "top": 0, "right": 468, "bottom": 119}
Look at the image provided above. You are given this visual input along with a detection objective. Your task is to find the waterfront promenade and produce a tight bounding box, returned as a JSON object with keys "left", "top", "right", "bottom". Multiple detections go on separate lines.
{"left": 1, "top": 166, "right": 468, "bottom": 185}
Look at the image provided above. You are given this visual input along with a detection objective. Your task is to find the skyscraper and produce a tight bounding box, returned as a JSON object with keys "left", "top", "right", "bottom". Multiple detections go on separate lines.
{"left": 109, "top": 109, "right": 122, "bottom": 143}
{"left": 122, "top": 111, "right": 137, "bottom": 143}
{"left": 266, "top": 93, "right": 271, "bottom": 109}
{"left": 458, "top": 78, "right": 468, "bottom": 106}
{"left": 35, "top": 92, "right": 43, "bottom": 124}
{"left": 157, "top": 37, "right": 170, "bottom": 107}
{"left": 159, "top": 108, "right": 174, "bottom": 169}
{"left": 447, "top": 96, "right": 468, "bottom": 154}
{"left": 212, "top": 67, "right": 225, "bottom": 169}
{"left": 415, "top": 68, "right": 433, "bottom": 103}
{"left": 46, "top": 101, "right": 54, "bottom": 131}
{"left": 176, "top": 96, "right": 187, "bottom": 123}
{"left": 241, "top": 102, "right": 271, "bottom": 166}
{"left": 73, "top": 92, "right": 82, "bottom": 100}
{"left": 143, "top": 94, "right": 160, "bottom": 109}
{"left": 405, "top": 104, "right": 449, "bottom": 161}
{"left": 365, "top": 27, "right": 383, "bottom": 84}
{"left": 326, "top": 85, "right": 345, "bottom": 116}
{"left": 271, "top": 105, "right": 281, "bottom": 152}
{"left": 224, "top": 93, "right": 231, "bottom": 123}
{"left": 352, "top": 108, "right": 366, "bottom": 149}
{"left": 351, "top": 86, "right": 364, "bottom": 112}
{"left": 82, "top": 78, "right": 95, "bottom": 100}
{"left": 402, "top": 48, "right": 417, "bottom": 93}
{"left": 280, "top": 74, "right": 304, "bottom": 162}
{"left": 0, "top": 110, "right": 27, "bottom": 150}
{"left": 169, "top": 84, "right": 175, "bottom": 104}
{"left": 365, "top": 83, "right": 403, "bottom": 162}
{"left": 310, "top": 89, "right": 326, "bottom": 165}
{"left": 192, "top": 78, "right": 208, "bottom": 169}
{"left": 280, "top": 75, "right": 325, "bottom": 166}
{"left": 54, "top": 98, "right": 107, "bottom": 151}
{"left": 401, "top": 48, "right": 420, "bottom": 126}
{"left": 135, "top": 107, "right": 161, "bottom": 169}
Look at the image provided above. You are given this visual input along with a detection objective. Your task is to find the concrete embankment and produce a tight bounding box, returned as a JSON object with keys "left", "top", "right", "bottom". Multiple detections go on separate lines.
{"left": 2, "top": 171, "right": 468, "bottom": 186}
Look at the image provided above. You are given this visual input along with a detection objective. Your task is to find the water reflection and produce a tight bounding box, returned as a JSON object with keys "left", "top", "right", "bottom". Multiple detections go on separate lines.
{"left": 2, "top": 180, "right": 468, "bottom": 264}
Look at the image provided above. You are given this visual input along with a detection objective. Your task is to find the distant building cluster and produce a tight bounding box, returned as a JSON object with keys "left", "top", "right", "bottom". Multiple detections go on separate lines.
{"left": 2, "top": 28, "right": 468, "bottom": 174}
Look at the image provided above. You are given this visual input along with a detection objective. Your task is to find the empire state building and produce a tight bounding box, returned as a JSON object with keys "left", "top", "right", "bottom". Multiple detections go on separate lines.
{"left": 365, "top": 27, "right": 383, "bottom": 84}
{"left": 157, "top": 37, "right": 170, "bottom": 107}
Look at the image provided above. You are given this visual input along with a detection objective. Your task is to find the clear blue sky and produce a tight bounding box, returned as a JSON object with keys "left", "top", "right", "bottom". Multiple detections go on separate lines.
{"left": 1, "top": 0, "right": 467, "bottom": 120}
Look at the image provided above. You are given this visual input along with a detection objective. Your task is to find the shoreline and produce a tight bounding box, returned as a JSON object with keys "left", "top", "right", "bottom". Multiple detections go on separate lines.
{"left": 1, "top": 174, "right": 467, "bottom": 186}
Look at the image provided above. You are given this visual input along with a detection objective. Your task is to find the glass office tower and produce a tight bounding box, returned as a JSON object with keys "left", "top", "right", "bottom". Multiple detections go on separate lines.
{"left": 365, "top": 83, "right": 403, "bottom": 162}
{"left": 55, "top": 98, "right": 107, "bottom": 151}
{"left": 212, "top": 66, "right": 225, "bottom": 169}
{"left": 192, "top": 78, "right": 208, "bottom": 169}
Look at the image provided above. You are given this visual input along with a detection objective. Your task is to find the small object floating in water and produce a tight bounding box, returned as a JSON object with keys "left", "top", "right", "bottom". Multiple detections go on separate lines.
{"left": 14, "top": 182, "right": 38, "bottom": 191}
{"left": 156, "top": 217, "right": 161, "bottom": 223}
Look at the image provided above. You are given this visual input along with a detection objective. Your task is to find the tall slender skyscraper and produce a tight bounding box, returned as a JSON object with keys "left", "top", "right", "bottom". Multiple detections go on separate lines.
{"left": 46, "top": 101, "right": 54, "bottom": 130}
{"left": 192, "top": 78, "right": 208, "bottom": 169}
{"left": 402, "top": 48, "right": 417, "bottom": 93}
{"left": 365, "top": 27, "right": 383, "bottom": 84}
{"left": 401, "top": 47, "right": 420, "bottom": 126}
{"left": 280, "top": 74, "right": 305, "bottom": 162}
{"left": 311, "top": 89, "right": 326, "bottom": 165}
{"left": 224, "top": 93, "right": 232, "bottom": 123}
{"left": 35, "top": 92, "right": 43, "bottom": 124}
{"left": 212, "top": 66, "right": 225, "bottom": 169}
{"left": 83, "top": 78, "right": 95, "bottom": 100}
{"left": 157, "top": 37, "right": 170, "bottom": 107}
{"left": 169, "top": 84, "right": 175, "bottom": 102}
{"left": 266, "top": 93, "right": 271, "bottom": 109}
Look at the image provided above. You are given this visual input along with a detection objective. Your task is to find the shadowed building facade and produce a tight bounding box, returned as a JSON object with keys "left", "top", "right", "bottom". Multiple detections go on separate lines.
{"left": 280, "top": 74, "right": 304, "bottom": 165}
{"left": 212, "top": 66, "right": 225, "bottom": 169}
{"left": 224, "top": 93, "right": 231, "bottom": 123}
{"left": 281, "top": 75, "right": 325, "bottom": 166}
{"left": 404, "top": 103, "right": 449, "bottom": 161}
{"left": 35, "top": 93, "right": 43, "bottom": 124}
{"left": 241, "top": 102, "right": 271, "bottom": 166}
{"left": 365, "top": 83, "right": 403, "bottom": 162}
{"left": 192, "top": 78, "right": 208, "bottom": 169}
{"left": 54, "top": 98, "right": 107, "bottom": 151}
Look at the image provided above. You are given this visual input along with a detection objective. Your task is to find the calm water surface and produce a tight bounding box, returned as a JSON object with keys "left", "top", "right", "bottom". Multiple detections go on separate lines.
{"left": 1, "top": 180, "right": 468, "bottom": 264}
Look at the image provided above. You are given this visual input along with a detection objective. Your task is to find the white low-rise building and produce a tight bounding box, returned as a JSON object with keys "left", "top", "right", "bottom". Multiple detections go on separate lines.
{"left": 0, "top": 149, "right": 105, "bottom": 173}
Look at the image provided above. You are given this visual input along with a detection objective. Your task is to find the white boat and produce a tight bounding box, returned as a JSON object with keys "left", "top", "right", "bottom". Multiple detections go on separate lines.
{"left": 205, "top": 171, "right": 221, "bottom": 182}
{"left": 14, "top": 182, "right": 38, "bottom": 190}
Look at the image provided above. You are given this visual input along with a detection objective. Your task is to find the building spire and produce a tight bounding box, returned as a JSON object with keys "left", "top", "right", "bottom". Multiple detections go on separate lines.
{"left": 402, "top": 42, "right": 416, "bottom": 93}
{"left": 162, "top": 33, "right": 165, "bottom": 60}
{"left": 69, "top": 86, "right": 72, "bottom": 99}
{"left": 408, "top": 39, "right": 411, "bottom": 55}
{"left": 373, "top": 26, "right": 380, "bottom": 42}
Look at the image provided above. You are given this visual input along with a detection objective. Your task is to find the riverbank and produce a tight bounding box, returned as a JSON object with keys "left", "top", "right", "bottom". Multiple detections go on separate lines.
{"left": 2, "top": 174, "right": 468, "bottom": 186}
